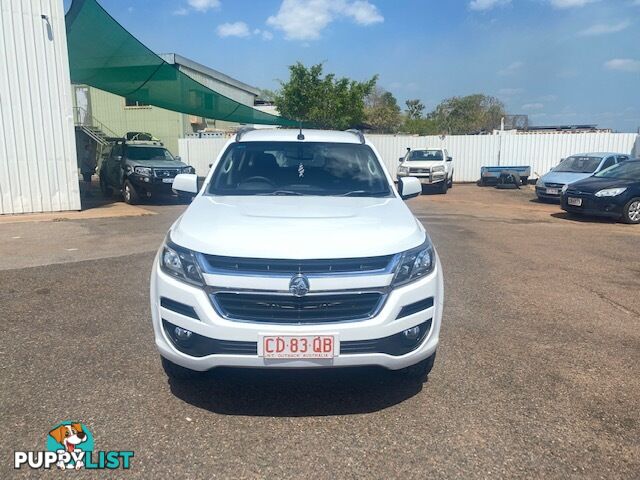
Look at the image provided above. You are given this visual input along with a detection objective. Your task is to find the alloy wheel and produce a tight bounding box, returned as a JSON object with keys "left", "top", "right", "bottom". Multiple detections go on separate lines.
{"left": 629, "top": 201, "right": 640, "bottom": 222}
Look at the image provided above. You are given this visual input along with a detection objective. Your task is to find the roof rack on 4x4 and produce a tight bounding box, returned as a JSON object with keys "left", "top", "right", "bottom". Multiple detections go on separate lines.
{"left": 345, "top": 129, "right": 365, "bottom": 144}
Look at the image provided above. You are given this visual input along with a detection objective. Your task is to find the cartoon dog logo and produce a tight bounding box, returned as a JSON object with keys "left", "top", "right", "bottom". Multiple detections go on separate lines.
{"left": 48, "top": 423, "right": 88, "bottom": 469}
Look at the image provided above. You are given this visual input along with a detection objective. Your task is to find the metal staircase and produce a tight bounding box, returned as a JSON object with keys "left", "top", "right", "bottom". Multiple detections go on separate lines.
{"left": 73, "top": 107, "right": 120, "bottom": 146}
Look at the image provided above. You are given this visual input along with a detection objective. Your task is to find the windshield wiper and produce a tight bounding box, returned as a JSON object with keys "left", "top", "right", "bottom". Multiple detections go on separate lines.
{"left": 340, "top": 190, "right": 388, "bottom": 197}
{"left": 256, "top": 190, "right": 304, "bottom": 196}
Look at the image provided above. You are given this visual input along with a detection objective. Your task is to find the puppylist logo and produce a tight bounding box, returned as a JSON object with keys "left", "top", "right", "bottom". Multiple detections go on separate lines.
{"left": 14, "top": 421, "right": 133, "bottom": 470}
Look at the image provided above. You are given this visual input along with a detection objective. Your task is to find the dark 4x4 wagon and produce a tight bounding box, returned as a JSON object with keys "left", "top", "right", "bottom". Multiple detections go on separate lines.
{"left": 99, "top": 139, "right": 195, "bottom": 204}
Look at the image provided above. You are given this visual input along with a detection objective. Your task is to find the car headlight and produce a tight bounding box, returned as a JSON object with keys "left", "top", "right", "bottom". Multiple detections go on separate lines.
{"left": 391, "top": 239, "right": 435, "bottom": 287}
{"left": 134, "top": 166, "right": 152, "bottom": 176}
{"left": 398, "top": 166, "right": 409, "bottom": 175}
{"left": 431, "top": 165, "right": 445, "bottom": 173}
{"left": 595, "top": 187, "right": 627, "bottom": 197}
{"left": 182, "top": 166, "right": 195, "bottom": 174}
{"left": 561, "top": 184, "right": 569, "bottom": 194}
{"left": 160, "top": 237, "right": 205, "bottom": 287}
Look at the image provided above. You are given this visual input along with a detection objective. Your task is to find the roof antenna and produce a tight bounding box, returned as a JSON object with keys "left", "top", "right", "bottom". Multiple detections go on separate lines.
{"left": 297, "top": 120, "right": 305, "bottom": 141}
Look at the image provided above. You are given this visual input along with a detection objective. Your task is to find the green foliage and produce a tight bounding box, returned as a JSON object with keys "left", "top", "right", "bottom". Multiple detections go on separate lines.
{"left": 364, "top": 87, "right": 402, "bottom": 133}
{"left": 273, "top": 62, "right": 377, "bottom": 130}
{"left": 405, "top": 99, "right": 425, "bottom": 120}
{"left": 402, "top": 117, "right": 440, "bottom": 136}
{"left": 429, "top": 94, "right": 505, "bottom": 134}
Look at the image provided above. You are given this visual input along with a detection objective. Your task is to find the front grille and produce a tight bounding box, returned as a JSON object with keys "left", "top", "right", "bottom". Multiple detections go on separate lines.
{"left": 212, "top": 292, "right": 384, "bottom": 323}
{"left": 154, "top": 168, "right": 180, "bottom": 178}
{"left": 409, "top": 167, "right": 430, "bottom": 174}
{"left": 201, "top": 255, "right": 394, "bottom": 275}
{"left": 544, "top": 182, "right": 564, "bottom": 188}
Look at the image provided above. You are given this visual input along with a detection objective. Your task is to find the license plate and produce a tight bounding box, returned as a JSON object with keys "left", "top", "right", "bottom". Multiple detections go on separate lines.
{"left": 162, "top": 178, "right": 174, "bottom": 183}
{"left": 546, "top": 188, "right": 559, "bottom": 195}
{"left": 258, "top": 335, "right": 338, "bottom": 359}
{"left": 568, "top": 197, "right": 582, "bottom": 206}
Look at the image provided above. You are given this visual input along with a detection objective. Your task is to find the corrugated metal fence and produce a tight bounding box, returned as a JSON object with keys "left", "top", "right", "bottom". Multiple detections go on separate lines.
{"left": 180, "top": 132, "right": 639, "bottom": 182}
{"left": 0, "top": 0, "right": 80, "bottom": 215}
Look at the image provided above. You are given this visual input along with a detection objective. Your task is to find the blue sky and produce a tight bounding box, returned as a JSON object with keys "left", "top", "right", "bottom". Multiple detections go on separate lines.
{"left": 65, "top": 0, "right": 640, "bottom": 132}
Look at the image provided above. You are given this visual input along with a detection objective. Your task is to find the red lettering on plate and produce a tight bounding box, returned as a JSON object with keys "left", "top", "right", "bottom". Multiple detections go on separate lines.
{"left": 323, "top": 337, "right": 333, "bottom": 352}
{"left": 276, "top": 338, "right": 285, "bottom": 353}
{"left": 265, "top": 338, "right": 274, "bottom": 353}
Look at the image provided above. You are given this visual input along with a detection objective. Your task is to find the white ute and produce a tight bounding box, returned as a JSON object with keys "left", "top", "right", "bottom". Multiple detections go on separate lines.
{"left": 150, "top": 129, "right": 444, "bottom": 381}
{"left": 397, "top": 148, "right": 454, "bottom": 194}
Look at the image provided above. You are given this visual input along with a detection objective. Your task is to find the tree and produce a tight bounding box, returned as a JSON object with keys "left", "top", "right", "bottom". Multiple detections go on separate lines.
{"left": 401, "top": 117, "right": 440, "bottom": 136}
{"left": 364, "top": 87, "right": 402, "bottom": 133}
{"left": 405, "top": 99, "right": 425, "bottom": 120}
{"left": 429, "top": 94, "right": 505, "bottom": 134}
{"left": 273, "top": 62, "right": 377, "bottom": 130}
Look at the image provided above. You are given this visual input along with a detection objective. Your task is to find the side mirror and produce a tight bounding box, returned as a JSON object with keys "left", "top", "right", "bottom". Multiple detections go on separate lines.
{"left": 172, "top": 173, "right": 198, "bottom": 194}
{"left": 398, "top": 177, "right": 421, "bottom": 200}
{"left": 447, "top": 156, "right": 452, "bottom": 162}
{"left": 174, "top": 156, "right": 181, "bottom": 161}
{"left": 398, "top": 157, "right": 404, "bottom": 163}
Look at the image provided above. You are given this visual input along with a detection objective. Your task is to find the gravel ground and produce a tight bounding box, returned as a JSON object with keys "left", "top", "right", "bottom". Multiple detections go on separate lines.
{"left": 1, "top": 185, "right": 639, "bottom": 479}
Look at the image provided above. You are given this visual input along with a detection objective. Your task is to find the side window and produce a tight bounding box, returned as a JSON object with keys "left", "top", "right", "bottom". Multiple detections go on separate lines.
{"left": 617, "top": 155, "right": 629, "bottom": 163}
{"left": 600, "top": 156, "right": 615, "bottom": 170}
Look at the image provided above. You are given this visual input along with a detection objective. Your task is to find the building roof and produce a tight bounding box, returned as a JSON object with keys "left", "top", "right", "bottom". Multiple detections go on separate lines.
{"left": 159, "top": 53, "right": 260, "bottom": 97}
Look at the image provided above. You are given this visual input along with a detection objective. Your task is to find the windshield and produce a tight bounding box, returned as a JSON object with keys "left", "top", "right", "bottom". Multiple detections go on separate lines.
{"left": 554, "top": 156, "right": 601, "bottom": 173}
{"left": 408, "top": 150, "right": 443, "bottom": 161}
{"left": 126, "top": 146, "right": 174, "bottom": 161}
{"left": 594, "top": 161, "right": 640, "bottom": 180}
{"left": 207, "top": 142, "right": 391, "bottom": 197}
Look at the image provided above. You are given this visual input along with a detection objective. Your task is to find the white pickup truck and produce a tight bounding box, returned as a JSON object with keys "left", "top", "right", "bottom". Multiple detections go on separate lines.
{"left": 151, "top": 128, "right": 444, "bottom": 383}
{"left": 397, "top": 148, "right": 454, "bottom": 194}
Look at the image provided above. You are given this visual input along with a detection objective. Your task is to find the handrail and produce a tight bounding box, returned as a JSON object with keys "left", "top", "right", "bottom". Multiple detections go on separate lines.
{"left": 72, "top": 106, "right": 120, "bottom": 139}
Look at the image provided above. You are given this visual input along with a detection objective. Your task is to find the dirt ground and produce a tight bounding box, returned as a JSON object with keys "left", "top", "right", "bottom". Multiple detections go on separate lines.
{"left": 1, "top": 184, "right": 638, "bottom": 479}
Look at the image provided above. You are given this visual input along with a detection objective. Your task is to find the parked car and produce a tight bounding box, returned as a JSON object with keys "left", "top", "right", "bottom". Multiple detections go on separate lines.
{"left": 151, "top": 128, "right": 444, "bottom": 382}
{"left": 99, "top": 138, "right": 194, "bottom": 204}
{"left": 397, "top": 148, "right": 453, "bottom": 194}
{"left": 535, "top": 152, "right": 631, "bottom": 201}
{"left": 561, "top": 159, "right": 640, "bottom": 224}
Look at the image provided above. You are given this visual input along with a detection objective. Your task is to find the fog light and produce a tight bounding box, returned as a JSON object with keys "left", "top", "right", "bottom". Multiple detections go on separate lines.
{"left": 402, "top": 326, "right": 421, "bottom": 340}
{"left": 174, "top": 326, "right": 193, "bottom": 341}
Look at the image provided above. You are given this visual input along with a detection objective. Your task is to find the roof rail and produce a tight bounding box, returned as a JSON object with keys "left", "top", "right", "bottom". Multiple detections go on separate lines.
{"left": 235, "top": 126, "right": 256, "bottom": 142}
{"left": 345, "top": 129, "right": 365, "bottom": 144}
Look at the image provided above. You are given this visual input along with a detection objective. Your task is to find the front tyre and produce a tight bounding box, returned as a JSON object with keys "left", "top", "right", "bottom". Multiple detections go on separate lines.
{"left": 161, "top": 356, "right": 203, "bottom": 380}
{"left": 123, "top": 180, "right": 140, "bottom": 205}
{"left": 397, "top": 352, "right": 436, "bottom": 382}
{"left": 439, "top": 180, "right": 448, "bottom": 194}
{"left": 622, "top": 198, "right": 640, "bottom": 224}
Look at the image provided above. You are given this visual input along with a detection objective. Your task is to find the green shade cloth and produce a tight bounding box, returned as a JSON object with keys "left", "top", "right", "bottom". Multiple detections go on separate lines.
{"left": 65, "top": 0, "right": 295, "bottom": 126}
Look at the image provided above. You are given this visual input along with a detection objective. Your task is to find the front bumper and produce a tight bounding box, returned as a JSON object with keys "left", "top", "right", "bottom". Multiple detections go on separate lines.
{"left": 535, "top": 186, "right": 562, "bottom": 200}
{"left": 560, "top": 193, "right": 625, "bottom": 218}
{"left": 397, "top": 173, "right": 446, "bottom": 185}
{"left": 129, "top": 174, "right": 177, "bottom": 195}
{"left": 150, "top": 252, "right": 444, "bottom": 371}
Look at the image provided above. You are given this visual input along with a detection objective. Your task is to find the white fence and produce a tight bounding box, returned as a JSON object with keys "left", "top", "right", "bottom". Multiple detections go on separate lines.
{"left": 179, "top": 132, "right": 639, "bottom": 182}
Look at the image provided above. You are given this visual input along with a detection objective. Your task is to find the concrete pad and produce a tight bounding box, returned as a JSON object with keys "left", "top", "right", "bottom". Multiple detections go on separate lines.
{"left": 0, "top": 201, "right": 155, "bottom": 225}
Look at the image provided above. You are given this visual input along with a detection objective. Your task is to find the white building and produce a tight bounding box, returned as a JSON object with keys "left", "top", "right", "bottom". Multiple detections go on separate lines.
{"left": 0, "top": 0, "right": 80, "bottom": 215}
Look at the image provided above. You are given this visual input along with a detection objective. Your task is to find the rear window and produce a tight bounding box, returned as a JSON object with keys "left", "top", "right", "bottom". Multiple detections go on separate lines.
{"left": 207, "top": 141, "right": 391, "bottom": 197}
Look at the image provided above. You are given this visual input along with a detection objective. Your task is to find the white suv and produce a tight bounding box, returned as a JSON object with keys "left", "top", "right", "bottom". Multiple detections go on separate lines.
{"left": 150, "top": 129, "right": 444, "bottom": 381}
{"left": 397, "top": 148, "right": 453, "bottom": 194}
